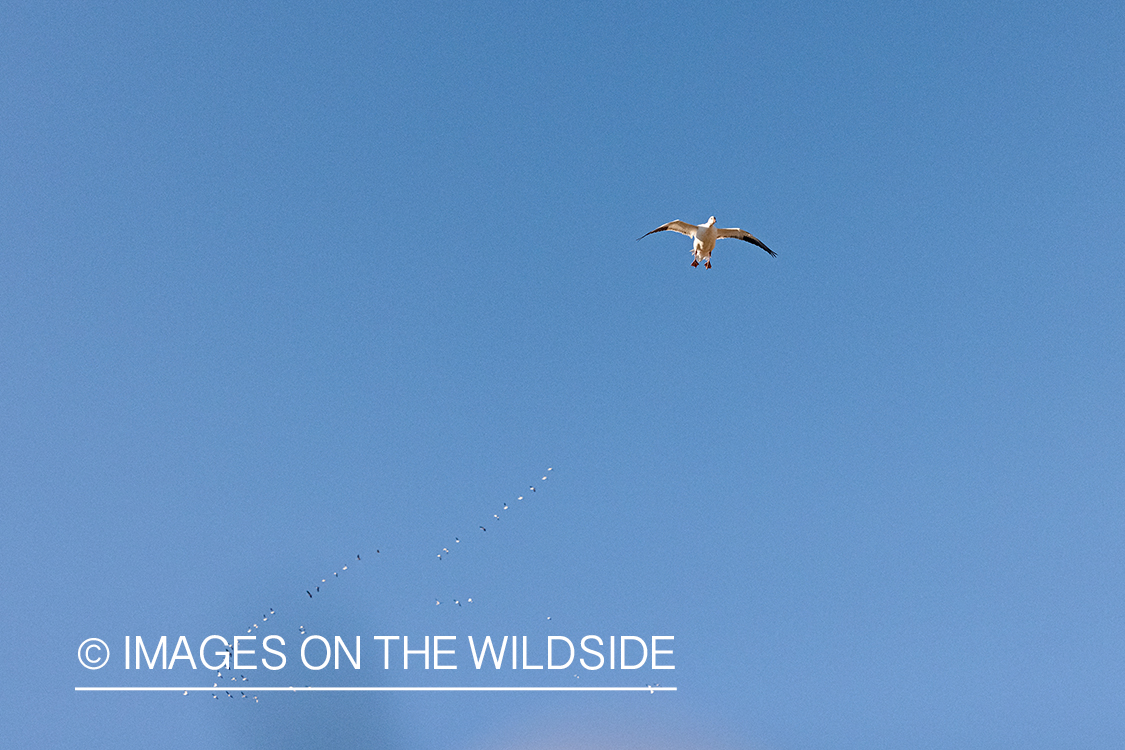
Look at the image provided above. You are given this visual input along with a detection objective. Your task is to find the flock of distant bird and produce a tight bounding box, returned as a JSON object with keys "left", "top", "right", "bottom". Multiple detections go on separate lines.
{"left": 207, "top": 468, "right": 554, "bottom": 700}
{"left": 195, "top": 214, "right": 774, "bottom": 701}
{"left": 435, "top": 470, "right": 548, "bottom": 603}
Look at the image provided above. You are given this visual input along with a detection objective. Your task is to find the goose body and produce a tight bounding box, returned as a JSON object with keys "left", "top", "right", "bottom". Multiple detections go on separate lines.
{"left": 638, "top": 216, "right": 775, "bottom": 268}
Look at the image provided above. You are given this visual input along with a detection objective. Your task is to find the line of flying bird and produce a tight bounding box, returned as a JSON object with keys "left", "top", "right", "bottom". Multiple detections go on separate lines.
{"left": 211, "top": 468, "right": 557, "bottom": 701}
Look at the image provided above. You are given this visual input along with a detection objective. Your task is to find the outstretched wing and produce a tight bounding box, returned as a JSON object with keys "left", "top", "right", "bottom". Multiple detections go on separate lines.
{"left": 637, "top": 220, "right": 697, "bottom": 241}
{"left": 716, "top": 227, "right": 776, "bottom": 257}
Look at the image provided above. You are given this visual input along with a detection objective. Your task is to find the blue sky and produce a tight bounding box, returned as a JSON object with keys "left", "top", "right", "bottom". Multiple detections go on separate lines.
{"left": 3, "top": 1, "right": 1123, "bottom": 748}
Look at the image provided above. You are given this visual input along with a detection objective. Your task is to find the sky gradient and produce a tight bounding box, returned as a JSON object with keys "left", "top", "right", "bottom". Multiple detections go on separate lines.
{"left": 3, "top": 1, "right": 1124, "bottom": 748}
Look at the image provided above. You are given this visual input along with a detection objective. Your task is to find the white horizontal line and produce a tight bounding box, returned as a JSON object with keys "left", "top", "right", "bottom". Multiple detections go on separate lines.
{"left": 76, "top": 686, "right": 675, "bottom": 692}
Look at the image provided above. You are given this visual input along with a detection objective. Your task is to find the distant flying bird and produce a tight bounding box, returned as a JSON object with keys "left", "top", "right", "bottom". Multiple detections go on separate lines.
{"left": 637, "top": 216, "right": 775, "bottom": 268}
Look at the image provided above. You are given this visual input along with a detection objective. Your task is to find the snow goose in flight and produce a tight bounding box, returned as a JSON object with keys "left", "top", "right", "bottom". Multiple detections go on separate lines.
{"left": 638, "top": 216, "right": 775, "bottom": 268}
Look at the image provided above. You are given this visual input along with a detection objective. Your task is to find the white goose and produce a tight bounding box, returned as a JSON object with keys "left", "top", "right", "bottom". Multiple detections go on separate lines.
{"left": 637, "top": 216, "right": 776, "bottom": 268}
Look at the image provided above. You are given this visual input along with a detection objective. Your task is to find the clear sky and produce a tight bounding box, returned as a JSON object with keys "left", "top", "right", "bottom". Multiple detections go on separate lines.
{"left": 3, "top": 1, "right": 1123, "bottom": 748}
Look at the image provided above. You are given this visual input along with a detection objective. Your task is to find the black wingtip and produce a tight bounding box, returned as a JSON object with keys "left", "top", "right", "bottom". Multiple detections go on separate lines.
{"left": 737, "top": 234, "right": 777, "bottom": 257}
